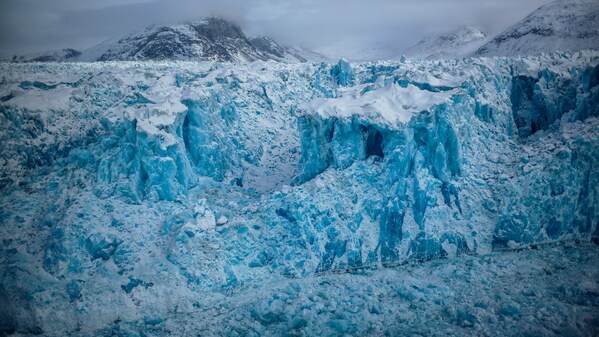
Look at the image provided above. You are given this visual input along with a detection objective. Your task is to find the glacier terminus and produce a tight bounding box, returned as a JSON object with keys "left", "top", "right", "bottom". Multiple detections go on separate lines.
{"left": 1, "top": 0, "right": 599, "bottom": 336}
{"left": 1, "top": 50, "right": 598, "bottom": 336}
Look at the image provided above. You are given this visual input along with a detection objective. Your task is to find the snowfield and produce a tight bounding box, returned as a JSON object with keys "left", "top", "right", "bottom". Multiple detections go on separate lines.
{"left": 1, "top": 50, "right": 598, "bottom": 336}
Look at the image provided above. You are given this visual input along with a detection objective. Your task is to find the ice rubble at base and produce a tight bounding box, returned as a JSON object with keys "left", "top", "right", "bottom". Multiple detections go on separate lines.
{"left": 0, "top": 51, "right": 598, "bottom": 335}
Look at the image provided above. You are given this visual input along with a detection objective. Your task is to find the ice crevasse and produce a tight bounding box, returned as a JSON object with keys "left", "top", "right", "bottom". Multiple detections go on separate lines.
{"left": 0, "top": 52, "right": 598, "bottom": 334}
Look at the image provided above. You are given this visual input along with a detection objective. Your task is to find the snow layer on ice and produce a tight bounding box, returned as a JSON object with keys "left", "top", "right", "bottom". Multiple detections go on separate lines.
{"left": 302, "top": 82, "right": 458, "bottom": 128}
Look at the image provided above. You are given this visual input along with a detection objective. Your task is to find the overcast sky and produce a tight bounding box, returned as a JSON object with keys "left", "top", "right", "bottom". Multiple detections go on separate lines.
{"left": 0, "top": 0, "right": 553, "bottom": 58}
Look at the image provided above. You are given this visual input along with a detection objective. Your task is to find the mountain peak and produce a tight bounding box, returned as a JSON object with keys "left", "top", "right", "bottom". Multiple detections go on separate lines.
{"left": 74, "top": 17, "right": 308, "bottom": 63}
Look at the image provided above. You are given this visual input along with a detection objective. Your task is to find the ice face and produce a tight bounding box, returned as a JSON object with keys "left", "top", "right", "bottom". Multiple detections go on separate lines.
{"left": 0, "top": 52, "right": 598, "bottom": 335}
{"left": 296, "top": 54, "right": 599, "bottom": 265}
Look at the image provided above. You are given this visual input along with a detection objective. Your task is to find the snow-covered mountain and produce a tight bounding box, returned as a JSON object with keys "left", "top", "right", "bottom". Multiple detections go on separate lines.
{"left": 9, "top": 0, "right": 598, "bottom": 64}
{"left": 78, "top": 17, "right": 306, "bottom": 62}
{"left": 475, "top": 0, "right": 599, "bottom": 56}
{"left": 404, "top": 26, "right": 487, "bottom": 60}
{"left": 8, "top": 18, "right": 310, "bottom": 63}
{"left": 9, "top": 48, "right": 81, "bottom": 63}
{"left": 403, "top": 0, "right": 598, "bottom": 60}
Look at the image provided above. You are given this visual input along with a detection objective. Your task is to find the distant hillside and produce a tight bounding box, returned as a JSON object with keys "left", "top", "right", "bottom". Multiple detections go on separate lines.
{"left": 404, "top": 26, "right": 487, "bottom": 60}
{"left": 10, "top": 17, "right": 313, "bottom": 63}
{"left": 475, "top": 0, "right": 599, "bottom": 56}
{"left": 10, "top": 48, "right": 81, "bottom": 63}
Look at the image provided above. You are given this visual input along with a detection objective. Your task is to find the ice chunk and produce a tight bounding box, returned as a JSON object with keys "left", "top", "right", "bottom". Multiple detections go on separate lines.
{"left": 330, "top": 59, "right": 354, "bottom": 86}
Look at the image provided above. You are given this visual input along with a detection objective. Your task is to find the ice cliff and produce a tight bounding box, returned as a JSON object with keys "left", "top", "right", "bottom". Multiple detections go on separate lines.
{"left": 0, "top": 51, "right": 598, "bottom": 335}
{"left": 295, "top": 54, "right": 599, "bottom": 267}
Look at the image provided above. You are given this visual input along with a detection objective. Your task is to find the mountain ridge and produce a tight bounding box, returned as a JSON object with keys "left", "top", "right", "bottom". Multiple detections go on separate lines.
{"left": 10, "top": 17, "right": 310, "bottom": 63}
{"left": 403, "top": 0, "right": 598, "bottom": 60}
{"left": 8, "top": 0, "right": 599, "bottom": 63}
{"left": 79, "top": 17, "right": 306, "bottom": 62}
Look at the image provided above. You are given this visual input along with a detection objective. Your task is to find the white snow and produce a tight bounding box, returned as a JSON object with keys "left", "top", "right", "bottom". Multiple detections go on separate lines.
{"left": 302, "top": 82, "right": 458, "bottom": 128}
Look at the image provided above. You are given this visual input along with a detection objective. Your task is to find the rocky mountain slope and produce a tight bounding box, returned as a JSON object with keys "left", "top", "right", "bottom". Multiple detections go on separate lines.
{"left": 79, "top": 17, "right": 306, "bottom": 62}
{"left": 475, "top": 0, "right": 599, "bottom": 56}
{"left": 404, "top": 0, "right": 598, "bottom": 60}
{"left": 9, "top": 17, "right": 308, "bottom": 63}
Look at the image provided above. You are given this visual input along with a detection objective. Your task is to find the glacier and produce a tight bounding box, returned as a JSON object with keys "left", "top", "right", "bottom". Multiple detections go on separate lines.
{"left": 1, "top": 51, "right": 599, "bottom": 336}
